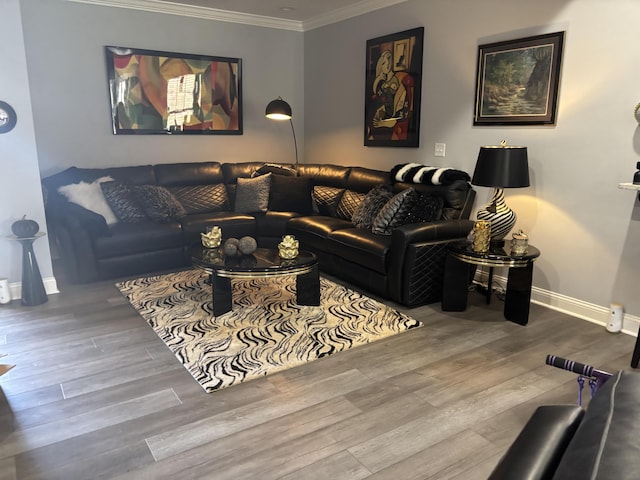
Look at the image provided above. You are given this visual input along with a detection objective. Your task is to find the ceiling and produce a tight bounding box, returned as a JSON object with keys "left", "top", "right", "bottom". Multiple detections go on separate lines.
{"left": 70, "top": 0, "right": 409, "bottom": 30}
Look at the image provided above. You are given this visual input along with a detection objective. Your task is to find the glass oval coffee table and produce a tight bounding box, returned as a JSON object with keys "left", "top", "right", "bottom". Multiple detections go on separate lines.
{"left": 191, "top": 246, "right": 320, "bottom": 317}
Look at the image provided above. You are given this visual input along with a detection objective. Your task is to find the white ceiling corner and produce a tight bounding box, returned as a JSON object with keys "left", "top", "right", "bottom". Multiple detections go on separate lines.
{"left": 66, "top": 0, "right": 410, "bottom": 31}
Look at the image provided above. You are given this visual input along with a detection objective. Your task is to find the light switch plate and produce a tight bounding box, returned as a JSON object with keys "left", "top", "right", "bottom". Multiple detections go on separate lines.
{"left": 434, "top": 143, "right": 446, "bottom": 157}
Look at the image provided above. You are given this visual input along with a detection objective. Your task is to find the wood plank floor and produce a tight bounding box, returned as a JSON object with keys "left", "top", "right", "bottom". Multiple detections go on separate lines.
{"left": 0, "top": 270, "right": 635, "bottom": 479}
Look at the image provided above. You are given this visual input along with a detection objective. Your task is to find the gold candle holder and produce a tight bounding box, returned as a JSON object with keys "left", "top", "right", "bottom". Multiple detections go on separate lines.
{"left": 472, "top": 220, "right": 491, "bottom": 253}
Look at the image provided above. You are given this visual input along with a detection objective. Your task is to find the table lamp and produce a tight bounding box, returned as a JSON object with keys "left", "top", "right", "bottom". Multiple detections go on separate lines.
{"left": 471, "top": 141, "right": 529, "bottom": 244}
{"left": 265, "top": 97, "right": 298, "bottom": 169}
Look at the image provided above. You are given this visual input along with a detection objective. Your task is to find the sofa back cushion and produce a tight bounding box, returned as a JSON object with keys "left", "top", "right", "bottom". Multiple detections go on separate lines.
{"left": 42, "top": 166, "right": 156, "bottom": 205}
{"left": 221, "top": 162, "right": 266, "bottom": 184}
{"left": 155, "top": 162, "right": 224, "bottom": 186}
{"left": 297, "top": 164, "right": 350, "bottom": 188}
{"left": 346, "top": 167, "right": 391, "bottom": 193}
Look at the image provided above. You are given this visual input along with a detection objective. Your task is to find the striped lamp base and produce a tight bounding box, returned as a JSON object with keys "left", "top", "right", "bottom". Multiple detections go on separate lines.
{"left": 476, "top": 188, "right": 516, "bottom": 243}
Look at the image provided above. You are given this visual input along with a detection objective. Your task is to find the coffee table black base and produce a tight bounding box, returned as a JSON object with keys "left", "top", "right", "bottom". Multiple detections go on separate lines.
{"left": 210, "top": 264, "right": 321, "bottom": 317}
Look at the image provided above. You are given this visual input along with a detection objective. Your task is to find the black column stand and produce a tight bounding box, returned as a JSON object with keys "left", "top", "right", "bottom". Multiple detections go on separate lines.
{"left": 16, "top": 235, "right": 48, "bottom": 307}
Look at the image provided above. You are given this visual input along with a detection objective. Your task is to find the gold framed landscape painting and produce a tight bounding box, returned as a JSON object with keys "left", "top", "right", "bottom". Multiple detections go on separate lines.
{"left": 105, "top": 46, "right": 242, "bottom": 135}
{"left": 474, "top": 31, "right": 565, "bottom": 126}
{"left": 364, "top": 27, "right": 424, "bottom": 147}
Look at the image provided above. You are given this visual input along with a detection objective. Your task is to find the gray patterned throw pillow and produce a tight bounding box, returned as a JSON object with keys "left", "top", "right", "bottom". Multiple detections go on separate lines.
{"left": 234, "top": 173, "right": 272, "bottom": 213}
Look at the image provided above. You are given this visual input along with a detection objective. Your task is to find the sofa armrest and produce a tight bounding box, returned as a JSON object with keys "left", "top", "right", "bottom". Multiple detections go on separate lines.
{"left": 488, "top": 405, "right": 584, "bottom": 480}
{"left": 47, "top": 200, "right": 109, "bottom": 283}
{"left": 386, "top": 219, "right": 474, "bottom": 305}
{"left": 391, "top": 219, "right": 474, "bottom": 246}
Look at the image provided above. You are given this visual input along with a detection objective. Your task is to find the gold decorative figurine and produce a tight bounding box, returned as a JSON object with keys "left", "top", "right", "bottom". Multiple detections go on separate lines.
{"left": 278, "top": 235, "right": 299, "bottom": 259}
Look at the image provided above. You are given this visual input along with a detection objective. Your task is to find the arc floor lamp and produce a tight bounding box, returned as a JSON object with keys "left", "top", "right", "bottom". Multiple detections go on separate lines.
{"left": 265, "top": 97, "right": 298, "bottom": 169}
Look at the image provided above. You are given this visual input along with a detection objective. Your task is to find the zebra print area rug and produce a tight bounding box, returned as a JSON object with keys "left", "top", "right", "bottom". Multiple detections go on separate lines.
{"left": 116, "top": 269, "right": 422, "bottom": 393}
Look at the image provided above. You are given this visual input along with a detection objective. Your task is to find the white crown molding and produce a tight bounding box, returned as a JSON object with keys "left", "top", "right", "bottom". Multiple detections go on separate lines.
{"left": 66, "top": 0, "right": 304, "bottom": 31}
{"left": 303, "top": 0, "right": 409, "bottom": 31}
{"left": 66, "top": 0, "right": 410, "bottom": 31}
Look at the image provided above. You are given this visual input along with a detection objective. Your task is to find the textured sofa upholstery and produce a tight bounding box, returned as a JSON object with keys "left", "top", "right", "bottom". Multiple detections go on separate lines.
{"left": 489, "top": 370, "right": 640, "bottom": 480}
{"left": 42, "top": 161, "right": 475, "bottom": 306}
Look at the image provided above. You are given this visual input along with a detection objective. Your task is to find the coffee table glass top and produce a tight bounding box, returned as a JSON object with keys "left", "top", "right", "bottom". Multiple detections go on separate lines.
{"left": 191, "top": 246, "right": 317, "bottom": 277}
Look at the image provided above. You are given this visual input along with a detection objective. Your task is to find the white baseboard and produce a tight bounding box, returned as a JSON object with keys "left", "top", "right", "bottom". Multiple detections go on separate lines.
{"left": 7, "top": 276, "right": 59, "bottom": 302}
{"left": 476, "top": 272, "right": 640, "bottom": 338}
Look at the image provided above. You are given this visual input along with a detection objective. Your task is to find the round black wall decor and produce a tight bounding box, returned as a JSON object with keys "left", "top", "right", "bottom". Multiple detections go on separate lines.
{"left": 0, "top": 101, "right": 17, "bottom": 134}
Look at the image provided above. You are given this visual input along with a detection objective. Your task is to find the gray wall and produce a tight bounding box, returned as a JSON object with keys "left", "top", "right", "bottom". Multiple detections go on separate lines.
{"left": 0, "top": 0, "right": 53, "bottom": 296}
{"left": 21, "top": 0, "right": 304, "bottom": 176}
{"left": 304, "top": 0, "right": 640, "bottom": 321}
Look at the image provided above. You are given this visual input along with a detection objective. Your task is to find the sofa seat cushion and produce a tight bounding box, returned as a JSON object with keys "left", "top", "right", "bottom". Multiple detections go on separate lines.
{"left": 94, "top": 221, "right": 183, "bottom": 259}
{"left": 327, "top": 228, "right": 391, "bottom": 274}
{"left": 256, "top": 211, "right": 301, "bottom": 238}
{"left": 287, "top": 216, "right": 353, "bottom": 239}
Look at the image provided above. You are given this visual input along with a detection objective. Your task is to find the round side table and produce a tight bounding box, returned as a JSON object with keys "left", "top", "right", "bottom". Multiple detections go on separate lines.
{"left": 442, "top": 241, "right": 540, "bottom": 325}
{"left": 8, "top": 232, "right": 48, "bottom": 306}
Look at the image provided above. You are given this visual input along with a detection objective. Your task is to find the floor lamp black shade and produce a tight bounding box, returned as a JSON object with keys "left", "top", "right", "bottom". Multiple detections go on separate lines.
{"left": 266, "top": 97, "right": 298, "bottom": 168}
{"left": 472, "top": 144, "right": 529, "bottom": 243}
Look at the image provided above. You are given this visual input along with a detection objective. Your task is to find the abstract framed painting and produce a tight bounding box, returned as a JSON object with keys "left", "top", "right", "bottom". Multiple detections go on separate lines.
{"left": 105, "top": 46, "right": 242, "bottom": 135}
{"left": 474, "top": 31, "right": 565, "bottom": 126}
{"left": 364, "top": 27, "right": 424, "bottom": 147}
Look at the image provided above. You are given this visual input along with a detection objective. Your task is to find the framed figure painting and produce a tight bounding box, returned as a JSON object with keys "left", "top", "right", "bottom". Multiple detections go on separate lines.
{"left": 364, "top": 27, "right": 424, "bottom": 147}
{"left": 105, "top": 46, "right": 242, "bottom": 134}
{"left": 474, "top": 31, "right": 564, "bottom": 125}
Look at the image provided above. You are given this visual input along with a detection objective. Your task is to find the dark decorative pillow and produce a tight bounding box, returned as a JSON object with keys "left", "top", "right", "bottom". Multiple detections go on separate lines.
{"left": 313, "top": 186, "right": 345, "bottom": 216}
{"left": 101, "top": 181, "right": 147, "bottom": 223}
{"left": 268, "top": 175, "right": 313, "bottom": 214}
{"left": 234, "top": 173, "right": 271, "bottom": 213}
{"left": 170, "top": 184, "right": 230, "bottom": 214}
{"left": 403, "top": 193, "right": 444, "bottom": 225}
{"left": 372, "top": 188, "right": 419, "bottom": 235}
{"left": 351, "top": 184, "right": 393, "bottom": 230}
{"left": 251, "top": 163, "right": 297, "bottom": 178}
{"left": 132, "top": 185, "right": 186, "bottom": 223}
{"left": 335, "top": 190, "right": 366, "bottom": 220}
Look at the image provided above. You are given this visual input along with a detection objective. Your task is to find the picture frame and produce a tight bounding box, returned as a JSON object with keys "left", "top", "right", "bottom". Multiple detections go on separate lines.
{"left": 364, "top": 27, "right": 424, "bottom": 147}
{"left": 105, "top": 46, "right": 242, "bottom": 135}
{"left": 474, "top": 31, "right": 564, "bottom": 126}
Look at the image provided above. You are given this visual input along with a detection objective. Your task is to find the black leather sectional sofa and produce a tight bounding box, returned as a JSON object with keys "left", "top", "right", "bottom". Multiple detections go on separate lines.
{"left": 489, "top": 369, "right": 640, "bottom": 480}
{"left": 42, "top": 161, "right": 475, "bottom": 307}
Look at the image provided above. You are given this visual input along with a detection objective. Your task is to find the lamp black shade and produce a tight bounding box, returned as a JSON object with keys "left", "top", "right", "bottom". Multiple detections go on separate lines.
{"left": 472, "top": 145, "right": 530, "bottom": 188}
{"left": 265, "top": 97, "right": 292, "bottom": 120}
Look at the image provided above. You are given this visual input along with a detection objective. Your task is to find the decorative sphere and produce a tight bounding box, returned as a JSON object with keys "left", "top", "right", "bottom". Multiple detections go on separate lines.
{"left": 11, "top": 215, "right": 39, "bottom": 238}
{"left": 238, "top": 236, "right": 257, "bottom": 255}
{"left": 223, "top": 241, "right": 238, "bottom": 256}
{"left": 225, "top": 237, "right": 239, "bottom": 246}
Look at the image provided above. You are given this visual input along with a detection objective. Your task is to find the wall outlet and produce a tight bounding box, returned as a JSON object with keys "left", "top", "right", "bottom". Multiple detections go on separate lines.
{"left": 434, "top": 143, "right": 446, "bottom": 157}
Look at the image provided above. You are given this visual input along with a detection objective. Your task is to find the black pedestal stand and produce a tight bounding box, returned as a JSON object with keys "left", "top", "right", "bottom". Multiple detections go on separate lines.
{"left": 10, "top": 233, "right": 48, "bottom": 306}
